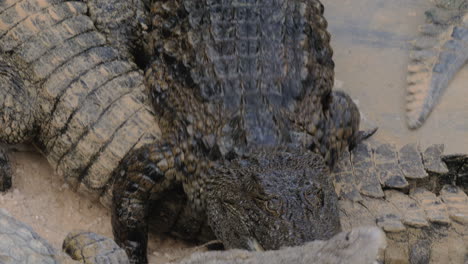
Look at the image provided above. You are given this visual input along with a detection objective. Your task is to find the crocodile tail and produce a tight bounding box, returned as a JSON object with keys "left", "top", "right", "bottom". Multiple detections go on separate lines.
{"left": 406, "top": 6, "right": 468, "bottom": 129}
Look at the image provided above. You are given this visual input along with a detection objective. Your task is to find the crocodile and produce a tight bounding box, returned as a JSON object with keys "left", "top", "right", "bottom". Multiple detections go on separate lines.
{"left": 146, "top": 141, "right": 468, "bottom": 264}
{"left": 174, "top": 224, "right": 385, "bottom": 264}
{"left": 0, "top": 207, "right": 386, "bottom": 264}
{"left": 1, "top": 0, "right": 467, "bottom": 264}
{"left": 406, "top": 0, "right": 467, "bottom": 129}
{"left": 334, "top": 141, "right": 468, "bottom": 264}
{"left": 0, "top": 0, "right": 160, "bottom": 206}
{"left": 1, "top": 142, "right": 467, "bottom": 264}
{"left": 0, "top": 0, "right": 366, "bottom": 263}
{"left": 0, "top": 208, "right": 129, "bottom": 264}
{"left": 112, "top": 0, "right": 377, "bottom": 262}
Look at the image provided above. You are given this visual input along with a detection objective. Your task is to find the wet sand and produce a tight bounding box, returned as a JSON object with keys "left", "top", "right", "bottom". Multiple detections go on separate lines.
{"left": 1, "top": 0, "right": 467, "bottom": 263}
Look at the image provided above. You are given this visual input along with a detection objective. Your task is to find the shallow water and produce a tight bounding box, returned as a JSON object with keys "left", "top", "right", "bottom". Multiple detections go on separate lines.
{"left": 325, "top": 0, "right": 468, "bottom": 153}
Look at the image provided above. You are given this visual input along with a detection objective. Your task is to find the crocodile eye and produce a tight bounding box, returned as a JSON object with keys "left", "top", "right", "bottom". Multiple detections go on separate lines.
{"left": 265, "top": 197, "right": 283, "bottom": 215}
{"left": 303, "top": 184, "right": 324, "bottom": 208}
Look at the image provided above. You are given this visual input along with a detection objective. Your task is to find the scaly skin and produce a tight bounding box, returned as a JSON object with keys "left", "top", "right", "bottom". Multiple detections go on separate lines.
{"left": 152, "top": 141, "right": 468, "bottom": 264}
{"left": 175, "top": 227, "right": 386, "bottom": 264}
{"left": 0, "top": 0, "right": 363, "bottom": 263}
{"left": 335, "top": 141, "right": 468, "bottom": 264}
{"left": 1, "top": 0, "right": 465, "bottom": 263}
{"left": 112, "top": 0, "right": 366, "bottom": 262}
{"left": 406, "top": 0, "right": 468, "bottom": 129}
{"left": 0, "top": 208, "right": 129, "bottom": 264}
{"left": 0, "top": 0, "right": 160, "bottom": 206}
{"left": 83, "top": 0, "right": 151, "bottom": 66}
{"left": 0, "top": 206, "right": 386, "bottom": 264}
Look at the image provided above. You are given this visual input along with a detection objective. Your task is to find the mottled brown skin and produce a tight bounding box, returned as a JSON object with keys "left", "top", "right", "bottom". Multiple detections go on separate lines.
{"left": 112, "top": 0, "right": 363, "bottom": 263}
{"left": 0, "top": 0, "right": 362, "bottom": 263}
{"left": 0, "top": 0, "right": 161, "bottom": 206}
{"left": 150, "top": 142, "right": 468, "bottom": 264}
{"left": 84, "top": 0, "right": 151, "bottom": 66}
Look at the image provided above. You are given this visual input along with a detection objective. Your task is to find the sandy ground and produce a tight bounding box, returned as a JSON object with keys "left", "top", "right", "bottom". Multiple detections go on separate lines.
{"left": 1, "top": 0, "right": 467, "bottom": 263}
{"left": 1, "top": 147, "right": 200, "bottom": 264}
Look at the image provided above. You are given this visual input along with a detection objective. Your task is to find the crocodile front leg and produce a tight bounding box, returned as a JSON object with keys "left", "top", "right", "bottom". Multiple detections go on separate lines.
{"left": 112, "top": 143, "right": 185, "bottom": 264}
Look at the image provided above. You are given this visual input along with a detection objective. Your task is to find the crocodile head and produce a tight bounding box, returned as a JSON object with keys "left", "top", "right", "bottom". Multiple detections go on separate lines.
{"left": 200, "top": 149, "right": 341, "bottom": 250}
